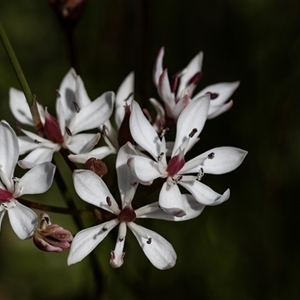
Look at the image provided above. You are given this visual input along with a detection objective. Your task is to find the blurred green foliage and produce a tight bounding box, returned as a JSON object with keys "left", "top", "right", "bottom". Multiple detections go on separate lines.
{"left": 0, "top": 0, "right": 300, "bottom": 299}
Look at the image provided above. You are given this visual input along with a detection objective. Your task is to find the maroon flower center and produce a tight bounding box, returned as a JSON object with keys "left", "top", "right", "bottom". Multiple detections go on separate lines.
{"left": 0, "top": 188, "right": 13, "bottom": 203}
{"left": 44, "top": 111, "right": 64, "bottom": 144}
{"left": 166, "top": 154, "right": 185, "bottom": 177}
{"left": 117, "top": 206, "right": 136, "bottom": 223}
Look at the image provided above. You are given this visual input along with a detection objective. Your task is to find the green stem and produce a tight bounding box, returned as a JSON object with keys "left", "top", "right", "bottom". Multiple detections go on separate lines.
{"left": 0, "top": 21, "right": 33, "bottom": 106}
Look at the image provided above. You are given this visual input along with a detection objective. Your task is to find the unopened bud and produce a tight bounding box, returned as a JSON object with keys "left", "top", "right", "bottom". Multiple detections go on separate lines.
{"left": 33, "top": 213, "right": 73, "bottom": 253}
{"left": 84, "top": 158, "right": 108, "bottom": 178}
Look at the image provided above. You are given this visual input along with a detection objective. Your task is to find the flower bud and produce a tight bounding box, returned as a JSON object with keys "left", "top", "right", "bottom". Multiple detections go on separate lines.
{"left": 33, "top": 213, "right": 73, "bottom": 253}
{"left": 84, "top": 158, "right": 108, "bottom": 178}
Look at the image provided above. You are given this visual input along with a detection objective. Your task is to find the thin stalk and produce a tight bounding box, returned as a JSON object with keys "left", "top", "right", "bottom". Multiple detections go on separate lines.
{"left": 18, "top": 198, "right": 94, "bottom": 217}
{"left": 0, "top": 21, "right": 33, "bottom": 106}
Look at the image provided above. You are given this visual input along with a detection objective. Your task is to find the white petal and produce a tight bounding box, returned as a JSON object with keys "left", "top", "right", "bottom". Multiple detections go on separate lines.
{"left": 67, "top": 133, "right": 100, "bottom": 154}
{"left": 194, "top": 81, "right": 240, "bottom": 106}
{"left": 136, "top": 194, "right": 205, "bottom": 221}
{"left": 69, "top": 91, "right": 114, "bottom": 134}
{"left": 68, "top": 146, "right": 115, "bottom": 164}
{"left": 128, "top": 156, "right": 162, "bottom": 183}
{"left": 179, "top": 177, "right": 230, "bottom": 205}
{"left": 208, "top": 100, "right": 233, "bottom": 119}
{"left": 18, "top": 147, "right": 56, "bottom": 169}
{"left": 115, "top": 72, "right": 134, "bottom": 128}
{"left": 7, "top": 200, "right": 38, "bottom": 239}
{"left": 73, "top": 169, "right": 120, "bottom": 214}
{"left": 17, "top": 162, "right": 55, "bottom": 195}
{"left": 159, "top": 182, "right": 186, "bottom": 217}
{"left": 128, "top": 222, "right": 177, "bottom": 270}
{"left": 172, "top": 94, "right": 210, "bottom": 157}
{"left": 67, "top": 219, "right": 118, "bottom": 265}
{"left": 110, "top": 222, "right": 127, "bottom": 268}
{"left": 58, "top": 72, "right": 92, "bottom": 128}
{"left": 0, "top": 121, "right": 19, "bottom": 177}
{"left": 157, "top": 69, "right": 175, "bottom": 113}
{"left": 130, "top": 100, "right": 161, "bottom": 159}
{"left": 153, "top": 46, "right": 164, "bottom": 87}
{"left": 9, "top": 88, "right": 33, "bottom": 125}
{"left": 183, "top": 147, "right": 248, "bottom": 175}
{"left": 177, "top": 51, "right": 203, "bottom": 96}
{"left": 0, "top": 208, "right": 6, "bottom": 232}
{"left": 116, "top": 144, "right": 139, "bottom": 206}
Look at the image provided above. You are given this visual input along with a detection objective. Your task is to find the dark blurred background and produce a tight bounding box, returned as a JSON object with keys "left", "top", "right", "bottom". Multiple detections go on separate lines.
{"left": 0, "top": 0, "right": 299, "bottom": 299}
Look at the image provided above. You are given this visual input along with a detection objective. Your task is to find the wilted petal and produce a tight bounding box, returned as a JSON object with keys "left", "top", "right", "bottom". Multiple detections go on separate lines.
{"left": 183, "top": 147, "right": 248, "bottom": 175}
{"left": 128, "top": 156, "right": 162, "bottom": 183}
{"left": 172, "top": 94, "right": 210, "bottom": 156}
{"left": 73, "top": 169, "right": 120, "bottom": 214}
{"left": 136, "top": 194, "right": 205, "bottom": 221}
{"left": 0, "top": 121, "right": 19, "bottom": 177}
{"left": 194, "top": 81, "right": 240, "bottom": 106}
{"left": 69, "top": 91, "right": 114, "bottom": 134}
{"left": 7, "top": 200, "right": 38, "bottom": 239}
{"left": 179, "top": 177, "right": 230, "bottom": 205}
{"left": 159, "top": 182, "right": 186, "bottom": 217}
{"left": 67, "top": 219, "right": 118, "bottom": 265}
{"left": 17, "top": 162, "right": 56, "bottom": 195}
{"left": 128, "top": 222, "right": 177, "bottom": 270}
{"left": 130, "top": 100, "right": 161, "bottom": 159}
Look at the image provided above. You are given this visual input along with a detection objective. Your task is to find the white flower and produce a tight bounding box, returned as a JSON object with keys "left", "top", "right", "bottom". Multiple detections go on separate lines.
{"left": 68, "top": 72, "right": 134, "bottom": 164}
{"left": 0, "top": 121, "right": 56, "bottom": 239}
{"left": 128, "top": 99, "right": 247, "bottom": 217}
{"left": 68, "top": 143, "right": 205, "bottom": 269}
{"left": 153, "top": 47, "right": 239, "bottom": 120}
{"left": 9, "top": 69, "right": 114, "bottom": 168}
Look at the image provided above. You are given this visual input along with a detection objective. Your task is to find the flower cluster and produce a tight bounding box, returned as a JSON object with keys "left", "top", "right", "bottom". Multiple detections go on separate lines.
{"left": 1, "top": 48, "right": 247, "bottom": 270}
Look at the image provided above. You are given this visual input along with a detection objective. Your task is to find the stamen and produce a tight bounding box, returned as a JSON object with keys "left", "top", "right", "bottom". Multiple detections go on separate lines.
{"left": 196, "top": 167, "right": 204, "bottom": 181}
{"left": 171, "top": 74, "right": 179, "bottom": 93}
{"left": 101, "top": 124, "right": 107, "bottom": 137}
{"left": 160, "top": 127, "right": 169, "bottom": 138}
{"left": 208, "top": 152, "right": 215, "bottom": 159}
{"left": 124, "top": 92, "right": 133, "bottom": 102}
{"left": 106, "top": 196, "right": 112, "bottom": 206}
{"left": 187, "top": 71, "right": 203, "bottom": 86}
{"left": 157, "top": 152, "right": 164, "bottom": 161}
{"left": 73, "top": 102, "right": 80, "bottom": 112}
{"left": 189, "top": 128, "right": 198, "bottom": 138}
{"left": 172, "top": 175, "right": 182, "bottom": 184}
{"left": 206, "top": 92, "right": 219, "bottom": 100}
{"left": 146, "top": 238, "right": 152, "bottom": 244}
{"left": 56, "top": 90, "right": 61, "bottom": 98}
{"left": 65, "top": 127, "right": 72, "bottom": 136}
